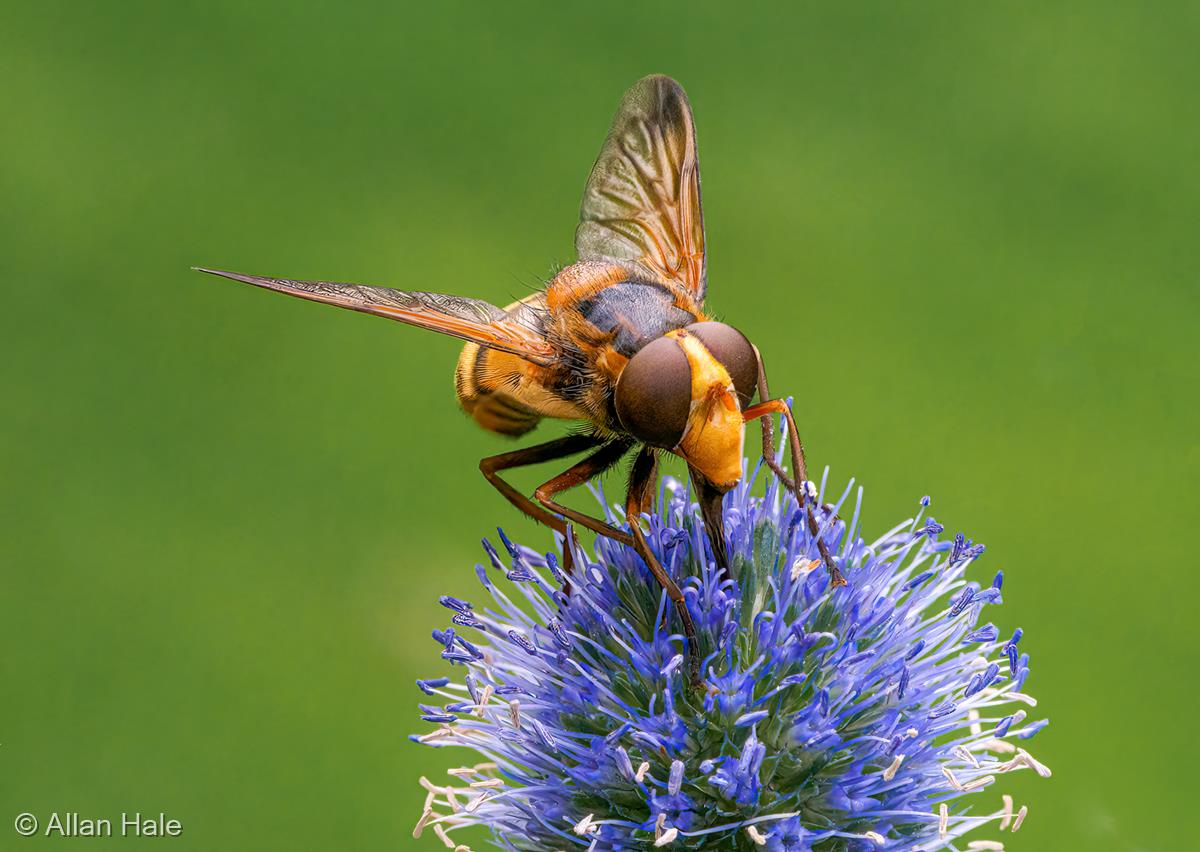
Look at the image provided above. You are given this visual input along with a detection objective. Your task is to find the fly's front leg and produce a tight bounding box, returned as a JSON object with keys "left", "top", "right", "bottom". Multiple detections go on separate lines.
{"left": 748, "top": 343, "right": 806, "bottom": 494}
{"left": 744, "top": 347, "right": 846, "bottom": 587}
{"left": 532, "top": 439, "right": 636, "bottom": 547}
{"left": 534, "top": 443, "right": 702, "bottom": 685}
{"left": 752, "top": 361, "right": 840, "bottom": 523}
{"left": 531, "top": 438, "right": 635, "bottom": 587}
{"left": 628, "top": 448, "right": 701, "bottom": 685}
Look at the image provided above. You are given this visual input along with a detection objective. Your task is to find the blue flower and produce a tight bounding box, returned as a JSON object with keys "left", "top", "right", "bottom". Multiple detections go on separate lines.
{"left": 412, "top": 448, "right": 1049, "bottom": 850}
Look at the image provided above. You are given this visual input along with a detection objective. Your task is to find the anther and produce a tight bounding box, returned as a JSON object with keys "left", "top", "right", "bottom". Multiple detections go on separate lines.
{"left": 413, "top": 809, "right": 433, "bottom": 839}
{"left": 473, "top": 684, "right": 493, "bottom": 716}
{"left": 572, "top": 814, "right": 598, "bottom": 836}
{"left": 419, "top": 726, "right": 456, "bottom": 743}
{"left": 1018, "top": 749, "right": 1052, "bottom": 778}
{"left": 654, "top": 828, "right": 678, "bottom": 847}
{"left": 954, "top": 745, "right": 979, "bottom": 768}
{"left": 1012, "top": 806, "right": 1028, "bottom": 832}
{"left": 419, "top": 776, "right": 451, "bottom": 794}
{"left": 999, "top": 795, "right": 1013, "bottom": 831}
{"left": 962, "top": 774, "right": 996, "bottom": 791}
{"left": 791, "top": 557, "right": 820, "bottom": 580}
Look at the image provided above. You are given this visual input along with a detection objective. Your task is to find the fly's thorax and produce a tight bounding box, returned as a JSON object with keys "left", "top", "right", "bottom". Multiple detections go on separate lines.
{"left": 575, "top": 279, "right": 697, "bottom": 357}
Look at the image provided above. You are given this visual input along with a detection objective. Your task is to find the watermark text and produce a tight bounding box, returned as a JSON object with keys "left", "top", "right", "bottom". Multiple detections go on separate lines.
{"left": 14, "top": 812, "right": 182, "bottom": 838}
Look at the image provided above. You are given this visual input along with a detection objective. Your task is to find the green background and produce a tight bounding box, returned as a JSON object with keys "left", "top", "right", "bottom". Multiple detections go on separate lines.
{"left": 2, "top": 2, "right": 1194, "bottom": 849}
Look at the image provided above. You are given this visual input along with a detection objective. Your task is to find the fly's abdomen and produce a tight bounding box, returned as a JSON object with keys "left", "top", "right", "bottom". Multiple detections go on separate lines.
{"left": 455, "top": 343, "right": 541, "bottom": 436}
{"left": 455, "top": 290, "right": 590, "bottom": 436}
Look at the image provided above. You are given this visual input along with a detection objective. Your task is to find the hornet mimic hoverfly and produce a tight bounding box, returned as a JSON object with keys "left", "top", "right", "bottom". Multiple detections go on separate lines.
{"left": 198, "top": 75, "right": 844, "bottom": 680}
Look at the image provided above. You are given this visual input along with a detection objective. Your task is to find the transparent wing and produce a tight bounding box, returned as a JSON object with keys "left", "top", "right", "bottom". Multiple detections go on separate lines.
{"left": 575, "top": 75, "right": 706, "bottom": 303}
{"left": 196, "top": 268, "right": 557, "bottom": 365}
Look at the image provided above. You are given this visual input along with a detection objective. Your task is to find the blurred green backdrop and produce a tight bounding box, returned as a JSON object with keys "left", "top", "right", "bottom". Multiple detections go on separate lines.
{"left": 1, "top": 2, "right": 1195, "bottom": 849}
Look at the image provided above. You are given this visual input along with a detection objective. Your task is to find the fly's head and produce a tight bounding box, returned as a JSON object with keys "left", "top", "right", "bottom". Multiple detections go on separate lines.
{"left": 614, "top": 322, "right": 758, "bottom": 490}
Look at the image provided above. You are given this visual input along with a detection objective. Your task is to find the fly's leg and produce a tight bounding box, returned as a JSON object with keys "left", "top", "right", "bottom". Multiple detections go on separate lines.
{"left": 744, "top": 347, "right": 846, "bottom": 587}
{"left": 534, "top": 443, "right": 702, "bottom": 685}
{"left": 625, "top": 448, "right": 701, "bottom": 685}
{"left": 479, "top": 433, "right": 601, "bottom": 574}
{"left": 532, "top": 440, "right": 636, "bottom": 545}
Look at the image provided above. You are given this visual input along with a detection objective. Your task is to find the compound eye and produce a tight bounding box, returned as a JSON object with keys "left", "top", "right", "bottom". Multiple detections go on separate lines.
{"left": 615, "top": 336, "right": 692, "bottom": 448}
{"left": 685, "top": 322, "right": 757, "bottom": 407}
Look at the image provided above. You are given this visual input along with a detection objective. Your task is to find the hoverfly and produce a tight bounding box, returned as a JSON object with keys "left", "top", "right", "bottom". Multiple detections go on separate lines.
{"left": 198, "top": 75, "right": 843, "bottom": 678}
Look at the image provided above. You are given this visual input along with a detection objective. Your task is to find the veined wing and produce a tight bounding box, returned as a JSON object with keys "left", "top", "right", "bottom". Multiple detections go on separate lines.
{"left": 575, "top": 75, "right": 707, "bottom": 303}
{"left": 195, "top": 268, "right": 557, "bottom": 366}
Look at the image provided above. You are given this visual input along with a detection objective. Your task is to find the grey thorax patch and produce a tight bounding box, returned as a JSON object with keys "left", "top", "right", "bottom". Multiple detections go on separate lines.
{"left": 577, "top": 281, "right": 693, "bottom": 357}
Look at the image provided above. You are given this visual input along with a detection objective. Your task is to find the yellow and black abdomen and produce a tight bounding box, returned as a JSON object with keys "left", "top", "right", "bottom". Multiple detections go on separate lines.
{"left": 454, "top": 292, "right": 589, "bottom": 436}
{"left": 455, "top": 343, "right": 541, "bottom": 436}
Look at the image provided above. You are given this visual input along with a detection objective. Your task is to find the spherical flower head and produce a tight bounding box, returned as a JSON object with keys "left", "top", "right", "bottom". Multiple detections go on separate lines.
{"left": 412, "top": 455, "right": 1049, "bottom": 850}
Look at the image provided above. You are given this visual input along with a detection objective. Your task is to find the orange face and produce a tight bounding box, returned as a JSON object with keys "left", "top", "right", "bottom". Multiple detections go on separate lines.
{"left": 667, "top": 331, "right": 746, "bottom": 490}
